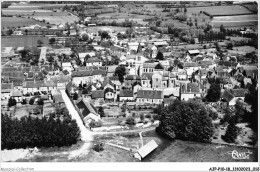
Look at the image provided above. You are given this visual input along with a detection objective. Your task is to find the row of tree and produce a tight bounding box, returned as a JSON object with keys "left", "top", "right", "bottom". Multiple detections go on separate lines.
{"left": 1, "top": 113, "right": 80, "bottom": 150}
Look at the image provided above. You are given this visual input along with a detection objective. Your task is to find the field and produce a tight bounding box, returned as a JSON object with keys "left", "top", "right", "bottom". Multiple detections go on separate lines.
{"left": 227, "top": 46, "right": 258, "bottom": 55}
{"left": 187, "top": 5, "right": 253, "bottom": 16}
{"left": 86, "top": 26, "right": 127, "bottom": 33}
{"left": 1, "top": 36, "right": 49, "bottom": 48}
{"left": 211, "top": 14, "right": 258, "bottom": 29}
{"left": 2, "top": 17, "right": 48, "bottom": 28}
{"left": 32, "top": 14, "right": 78, "bottom": 25}
{"left": 2, "top": 3, "right": 79, "bottom": 25}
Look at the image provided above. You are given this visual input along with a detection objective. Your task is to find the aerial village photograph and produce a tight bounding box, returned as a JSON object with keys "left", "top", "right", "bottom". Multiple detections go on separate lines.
{"left": 1, "top": 0, "right": 258, "bottom": 169}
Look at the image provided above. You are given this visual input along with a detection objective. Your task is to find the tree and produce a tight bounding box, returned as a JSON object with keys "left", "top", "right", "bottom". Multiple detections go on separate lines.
{"left": 1, "top": 112, "right": 80, "bottom": 150}
{"left": 156, "top": 20, "right": 162, "bottom": 27}
{"left": 49, "top": 38, "right": 56, "bottom": 45}
{"left": 21, "top": 99, "right": 27, "bottom": 105}
{"left": 48, "top": 56, "right": 54, "bottom": 63}
{"left": 29, "top": 98, "right": 35, "bottom": 105}
{"left": 6, "top": 29, "right": 13, "bottom": 36}
{"left": 114, "top": 66, "right": 126, "bottom": 83}
{"left": 214, "top": 42, "right": 221, "bottom": 52}
{"left": 226, "top": 41, "right": 233, "bottom": 50}
{"left": 125, "top": 117, "right": 136, "bottom": 126}
{"left": 156, "top": 100, "right": 214, "bottom": 143}
{"left": 221, "top": 123, "right": 239, "bottom": 143}
{"left": 37, "top": 39, "right": 44, "bottom": 47}
{"left": 37, "top": 98, "right": 44, "bottom": 106}
{"left": 8, "top": 98, "right": 17, "bottom": 107}
{"left": 234, "top": 100, "right": 244, "bottom": 123}
{"left": 81, "top": 33, "right": 89, "bottom": 42}
{"left": 206, "top": 84, "right": 221, "bottom": 102}
{"left": 156, "top": 51, "right": 164, "bottom": 60}
{"left": 98, "top": 107, "right": 105, "bottom": 118}
{"left": 73, "top": 92, "right": 78, "bottom": 100}
{"left": 140, "top": 113, "right": 145, "bottom": 122}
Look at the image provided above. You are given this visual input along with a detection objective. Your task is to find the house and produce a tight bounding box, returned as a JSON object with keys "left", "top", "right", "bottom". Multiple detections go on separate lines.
{"left": 62, "top": 62, "right": 73, "bottom": 73}
{"left": 136, "top": 90, "right": 163, "bottom": 105}
{"left": 187, "top": 50, "right": 200, "bottom": 56}
{"left": 104, "top": 87, "right": 115, "bottom": 100}
{"left": 154, "top": 41, "right": 168, "bottom": 48}
{"left": 76, "top": 99, "right": 100, "bottom": 126}
{"left": 152, "top": 72, "right": 163, "bottom": 89}
{"left": 163, "top": 87, "right": 180, "bottom": 98}
{"left": 141, "top": 73, "right": 152, "bottom": 88}
{"left": 221, "top": 89, "right": 245, "bottom": 106}
{"left": 141, "top": 62, "right": 156, "bottom": 75}
{"left": 71, "top": 70, "right": 93, "bottom": 86}
{"left": 177, "top": 69, "right": 188, "bottom": 80}
{"left": 1, "top": 83, "right": 13, "bottom": 100}
{"left": 107, "top": 65, "right": 117, "bottom": 77}
{"left": 124, "top": 75, "right": 141, "bottom": 88}
{"left": 79, "top": 51, "right": 96, "bottom": 63}
{"left": 86, "top": 57, "right": 102, "bottom": 67}
{"left": 164, "top": 98, "right": 177, "bottom": 106}
{"left": 92, "top": 90, "right": 105, "bottom": 100}
{"left": 12, "top": 31, "right": 23, "bottom": 36}
{"left": 91, "top": 69, "right": 106, "bottom": 83}
{"left": 119, "top": 90, "right": 134, "bottom": 101}
{"left": 180, "top": 83, "right": 201, "bottom": 101}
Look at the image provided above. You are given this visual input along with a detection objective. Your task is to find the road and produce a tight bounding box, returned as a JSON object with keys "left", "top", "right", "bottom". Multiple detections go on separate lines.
{"left": 60, "top": 90, "right": 93, "bottom": 141}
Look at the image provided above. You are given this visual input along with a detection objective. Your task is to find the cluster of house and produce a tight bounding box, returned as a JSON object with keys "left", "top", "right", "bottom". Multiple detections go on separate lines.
{"left": 1, "top": 37, "right": 258, "bottom": 109}
{"left": 66, "top": 46, "right": 258, "bottom": 106}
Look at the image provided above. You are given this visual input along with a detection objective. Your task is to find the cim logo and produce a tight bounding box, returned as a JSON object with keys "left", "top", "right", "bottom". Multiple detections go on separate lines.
{"left": 227, "top": 150, "right": 252, "bottom": 159}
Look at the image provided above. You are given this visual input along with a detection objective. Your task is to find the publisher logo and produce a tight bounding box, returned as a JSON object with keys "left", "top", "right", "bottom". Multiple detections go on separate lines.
{"left": 227, "top": 150, "right": 252, "bottom": 159}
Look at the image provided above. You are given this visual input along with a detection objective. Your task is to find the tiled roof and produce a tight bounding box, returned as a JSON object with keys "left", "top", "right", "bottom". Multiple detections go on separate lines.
{"left": 107, "top": 65, "right": 118, "bottom": 73}
{"left": 76, "top": 99, "right": 99, "bottom": 118}
{"left": 141, "top": 73, "right": 153, "bottom": 80}
{"left": 92, "top": 69, "right": 106, "bottom": 76}
{"left": 86, "top": 57, "right": 102, "bottom": 63}
{"left": 119, "top": 90, "right": 133, "bottom": 97}
{"left": 72, "top": 70, "right": 92, "bottom": 77}
{"left": 1, "top": 83, "right": 12, "bottom": 90}
{"left": 137, "top": 90, "right": 163, "bottom": 99}
{"left": 143, "top": 62, "right": 157, "bottom": 68}
{"left": 230, "top": 89, "right": 245, "bottom": 97}
{"left": 125, "top": 75, "right": 141, "bottom": 80}
{"left": 221, "top": 90, "right": 234, "bottom": 102}
{"left": 184, "top": 62, "right": 198, "bottom": 67}
{"left": 92, "top": 90, "right": 105, "bottom": 99}
{"left": 181, "top": 83, "right": 200, "bottom": 93}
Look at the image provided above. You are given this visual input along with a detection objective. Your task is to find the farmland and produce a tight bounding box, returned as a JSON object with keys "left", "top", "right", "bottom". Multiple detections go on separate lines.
{"left": 2, "top": 17, "right": 48, "bottom": 28}
{"left": 211, "top": 14, "right": 258, "bottom": 29}
{"left": 1, "top": 36, "right": 49, "bottom": 48}
{"left": 32, "top": 14, "right": 78, "bottom": 25}
{"left": 187, "top": 5, "right": 253, "bottom": 16}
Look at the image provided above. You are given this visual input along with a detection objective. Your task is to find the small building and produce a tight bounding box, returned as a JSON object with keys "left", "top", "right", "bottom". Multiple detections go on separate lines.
{"left": 136, "top": 90, "right": 163, "bottom": 104}
{"left": 86, "top": 57, "right": 102, "bottom": 67}
{"left": 119, "top": 90, "right": 134, "bottom": 101}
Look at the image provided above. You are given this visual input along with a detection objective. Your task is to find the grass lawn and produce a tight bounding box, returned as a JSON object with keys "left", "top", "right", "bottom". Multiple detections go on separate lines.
{"left": 1, "top": 36, "right": 49, "bottom": 48}
{"left": 2, "top": 17, "right": 48, "bottom": 28}
{"left": 227, "top": 46, "right": 258, "bottom": 55}
{"left": 149, "top": 140, "right": 257, "bottom": 162}
{"left": 77, "top": 130, "right": 258, "bottom": 162}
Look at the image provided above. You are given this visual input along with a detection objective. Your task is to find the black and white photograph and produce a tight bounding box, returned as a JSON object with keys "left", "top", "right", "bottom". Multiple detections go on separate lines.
{"left": 1, "top": 0, "right": 259, "bottom": 171}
